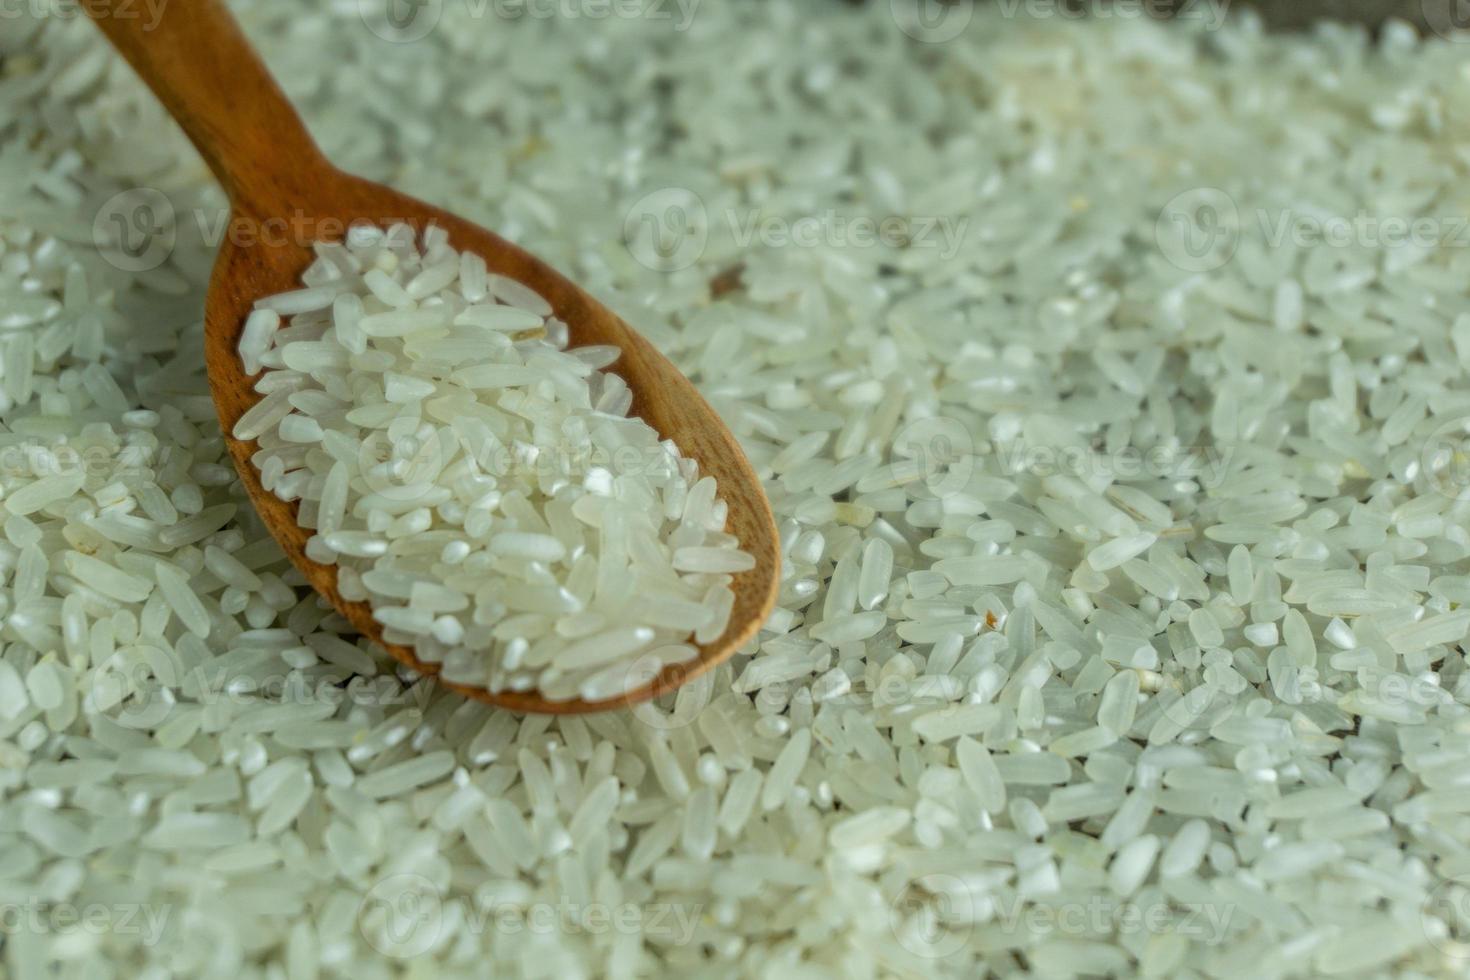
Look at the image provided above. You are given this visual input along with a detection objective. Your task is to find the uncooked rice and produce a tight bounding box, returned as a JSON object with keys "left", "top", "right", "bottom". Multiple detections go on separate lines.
{"left": 239, "top": 225, "right": 747, "bottom": 701}
{"left": 1, "top": 2, "right": 1469, "bottom": 978}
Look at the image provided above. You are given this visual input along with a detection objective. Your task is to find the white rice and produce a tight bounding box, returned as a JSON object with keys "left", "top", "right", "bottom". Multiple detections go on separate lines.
{"left": 240, "top": 228, "right": 745, "bottom": 699}
{"left": 0, "top": 2, "right": 1466, "bottom": 978}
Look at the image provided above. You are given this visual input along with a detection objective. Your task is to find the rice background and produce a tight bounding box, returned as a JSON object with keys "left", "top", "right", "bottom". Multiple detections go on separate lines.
{"left": 2, "top": 1, "right": 1470, "bottom": 977}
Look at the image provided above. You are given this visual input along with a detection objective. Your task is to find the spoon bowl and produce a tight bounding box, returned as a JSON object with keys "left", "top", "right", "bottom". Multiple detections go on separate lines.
{"left": 88, "top": 1, "right": 778, "bottom": 713}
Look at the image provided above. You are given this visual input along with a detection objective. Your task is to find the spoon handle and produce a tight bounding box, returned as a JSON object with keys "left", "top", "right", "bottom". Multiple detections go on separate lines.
{"left": 85, "top": 0, "right": 330, "bottom": 218}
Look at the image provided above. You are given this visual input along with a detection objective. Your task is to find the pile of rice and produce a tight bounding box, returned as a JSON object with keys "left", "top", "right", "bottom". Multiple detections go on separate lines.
{"left": 2, "top": 1, "right": 1469, "bottom": 976}
{"left": 240, "top": 225, "right": 750, "bottom": 701}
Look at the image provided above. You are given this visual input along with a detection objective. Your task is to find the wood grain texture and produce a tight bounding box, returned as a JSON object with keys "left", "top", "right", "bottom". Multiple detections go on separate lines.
{"left": 86, "top": 0, "right": 778, "bottom": 714}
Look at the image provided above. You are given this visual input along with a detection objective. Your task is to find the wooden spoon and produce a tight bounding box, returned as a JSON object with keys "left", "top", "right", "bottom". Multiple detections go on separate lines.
{"left": 86, "top": 0, "right": 777, "bottom": 714}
